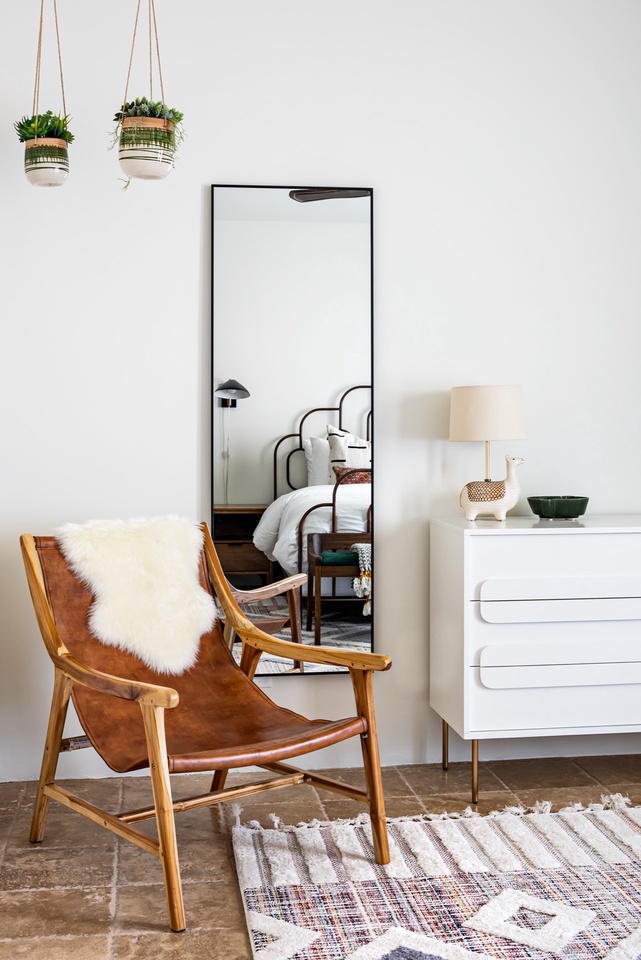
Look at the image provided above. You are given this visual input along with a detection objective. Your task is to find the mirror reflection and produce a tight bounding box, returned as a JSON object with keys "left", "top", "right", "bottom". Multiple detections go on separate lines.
{"left": 211, "top": 184, "right": 373, "bottom": 675}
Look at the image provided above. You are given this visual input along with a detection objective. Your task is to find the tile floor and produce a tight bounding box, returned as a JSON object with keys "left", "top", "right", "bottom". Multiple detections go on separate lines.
{"left": 1, "top": 754, "right": 641, "bottom": 958}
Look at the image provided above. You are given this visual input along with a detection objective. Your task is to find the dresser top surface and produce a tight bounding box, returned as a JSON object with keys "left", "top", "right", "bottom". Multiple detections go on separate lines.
{"left": 431, "top": 515, "right": 641, "bottom": 535}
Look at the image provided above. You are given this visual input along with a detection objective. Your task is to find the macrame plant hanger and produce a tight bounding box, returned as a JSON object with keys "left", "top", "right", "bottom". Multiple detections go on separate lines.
{"left": 116, "top": 0, "right": 181, "bottom": 182}
{"left": 122, "top": 0, "right": 166, "bottom": 118}
{"left": 22, "top": 0, "right": 71, "bottom": 187}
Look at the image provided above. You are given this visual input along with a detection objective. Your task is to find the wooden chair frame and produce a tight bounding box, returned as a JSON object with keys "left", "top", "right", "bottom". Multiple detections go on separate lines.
{"left": 20, "top": 523, "right": 391, "bottom": 933}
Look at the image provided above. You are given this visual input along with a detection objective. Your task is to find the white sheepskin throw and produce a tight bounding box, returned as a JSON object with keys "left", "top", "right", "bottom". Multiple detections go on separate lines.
{"left": 56, "top": 516, "right": 217, "bottom": 675}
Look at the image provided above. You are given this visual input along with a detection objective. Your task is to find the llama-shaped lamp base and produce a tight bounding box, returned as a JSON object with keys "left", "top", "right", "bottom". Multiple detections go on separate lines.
{"left": 459, "top": 455, "right": 524, "bottom": 521}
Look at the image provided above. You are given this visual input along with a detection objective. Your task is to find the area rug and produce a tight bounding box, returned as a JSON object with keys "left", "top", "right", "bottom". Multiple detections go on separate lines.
{"left": 233, "top": 795, "right": 641, "bottom": 960}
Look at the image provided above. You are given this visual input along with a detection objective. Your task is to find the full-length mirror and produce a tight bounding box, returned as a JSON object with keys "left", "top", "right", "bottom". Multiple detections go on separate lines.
{"left": 211, "top": 184, "right": 373, "bottom": 676}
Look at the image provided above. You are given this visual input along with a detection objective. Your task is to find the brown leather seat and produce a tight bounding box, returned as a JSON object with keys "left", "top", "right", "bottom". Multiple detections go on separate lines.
{"left": 21, "top": 523, "right": 391, "bottom": 933}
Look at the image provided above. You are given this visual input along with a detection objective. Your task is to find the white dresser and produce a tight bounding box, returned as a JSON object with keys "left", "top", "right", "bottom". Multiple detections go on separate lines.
{"left": 429, "top": 516, "right": 641, "bottom": 798}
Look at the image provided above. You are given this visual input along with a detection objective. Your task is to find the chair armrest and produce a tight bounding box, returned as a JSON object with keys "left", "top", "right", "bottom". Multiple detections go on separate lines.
{"left": 231, "top": 573, "right": 306, "bottom": 605}
{"left": 239, "top": 622, "right": 391, "bottom": 673}
{"left": 53, "top": 652, "right": 179, "bottom": 708}
{"left": 201, "top": 525, "right": 389, "bottom": 674}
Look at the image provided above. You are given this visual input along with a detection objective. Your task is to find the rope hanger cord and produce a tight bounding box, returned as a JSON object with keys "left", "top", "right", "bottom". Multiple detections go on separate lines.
{"left": 32, "top": 0, "right": 67, "bottom": 134}
{"left": 122, "top": 0, "right": 166, "bottom": 112}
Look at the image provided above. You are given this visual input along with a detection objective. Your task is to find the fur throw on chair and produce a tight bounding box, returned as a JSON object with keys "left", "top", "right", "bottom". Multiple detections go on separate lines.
{"left": 56, "top": 516, "right": 217, "bottom": 675}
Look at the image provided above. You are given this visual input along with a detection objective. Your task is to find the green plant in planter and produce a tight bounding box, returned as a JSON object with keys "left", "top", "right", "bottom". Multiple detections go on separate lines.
{"left": 114, "top": 96, "right": 183, "bottom": 126}
{"left": 113, "top": 96, "right": 184, "bottom": 145}
{"left": 14, "top": 111, "right": 74, "bottom": 143}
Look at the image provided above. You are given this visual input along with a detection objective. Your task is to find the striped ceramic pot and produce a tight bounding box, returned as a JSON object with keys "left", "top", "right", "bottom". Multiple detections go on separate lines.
{"left": 24, "top": 138, "right": 69, "bottom": 187}
{"left": 118, "top": 116, "right": 175, "bottom": 180}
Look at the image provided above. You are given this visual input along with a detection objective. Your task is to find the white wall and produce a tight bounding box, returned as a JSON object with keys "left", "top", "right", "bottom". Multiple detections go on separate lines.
{"left": 2, "top": 0, "right": 641, "bottom": 780}
{"left": 213, "top": 216, "right": 371, "bottom": 503}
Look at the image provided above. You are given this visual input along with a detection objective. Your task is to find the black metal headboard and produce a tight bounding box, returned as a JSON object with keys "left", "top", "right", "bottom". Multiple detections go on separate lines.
{"left": 273, "top": 385, "right": 371, "bottom": 500}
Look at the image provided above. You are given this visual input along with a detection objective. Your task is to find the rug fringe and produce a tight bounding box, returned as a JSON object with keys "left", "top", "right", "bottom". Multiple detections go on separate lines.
{"left": 235, "top": 794, "right": 632, "bottom": 832}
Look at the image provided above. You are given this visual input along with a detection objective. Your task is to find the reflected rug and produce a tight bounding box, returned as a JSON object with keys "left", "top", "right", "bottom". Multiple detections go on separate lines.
{"left": 233, "top": 795, "right": 641, "bottom": 960}
{"left": 231, "top": 603, "right": 371, "bottom": 675}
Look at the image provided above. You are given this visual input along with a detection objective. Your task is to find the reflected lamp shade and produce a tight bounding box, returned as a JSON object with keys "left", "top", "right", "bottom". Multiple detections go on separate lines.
{"left": 449, "top": 384, "right": 525, "bottom": 481}
{"left": 215, "top": 379, "right": 250, "bottom": 407}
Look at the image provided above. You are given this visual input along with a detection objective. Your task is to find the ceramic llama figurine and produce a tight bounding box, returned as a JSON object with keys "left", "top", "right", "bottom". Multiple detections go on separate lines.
{"left": 459, "top": 455, "right": 524, "bottom": 521}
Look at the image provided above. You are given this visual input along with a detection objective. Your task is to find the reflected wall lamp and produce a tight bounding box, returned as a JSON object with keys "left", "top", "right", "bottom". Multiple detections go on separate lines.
{"left": 449, "top": 384, "right": 525, "bottom": 481}
{"left": 215, "top": 378, "right": 250, "bottom": 407}
{"left": 215, "top": 379, "right": 250, "bottom": 503}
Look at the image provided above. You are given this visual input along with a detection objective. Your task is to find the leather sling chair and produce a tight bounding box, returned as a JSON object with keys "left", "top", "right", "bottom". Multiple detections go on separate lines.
{"left": 20, "top": 522, "right": 391, "bottom": 933}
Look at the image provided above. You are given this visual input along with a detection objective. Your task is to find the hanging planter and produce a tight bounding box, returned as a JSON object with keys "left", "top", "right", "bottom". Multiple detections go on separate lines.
{"left": 113, "top": 98, "right": 183, "bottom": 181}
{"left": 15, "top": 111, "right": 73, "bottom": 187}
{"left": 113, "top": 1, "right": 184, "bottom": 184}
{"left": 18, "top": 0, "right": 72, "bottom": 188}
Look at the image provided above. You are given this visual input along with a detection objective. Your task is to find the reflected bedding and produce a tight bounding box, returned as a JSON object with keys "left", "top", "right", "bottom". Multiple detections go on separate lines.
{"left": 253, "top": 484, "right": 371, "bottom": 575}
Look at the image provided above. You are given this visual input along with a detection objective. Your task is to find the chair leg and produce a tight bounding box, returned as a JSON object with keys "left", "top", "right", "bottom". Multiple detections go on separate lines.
{"left": 350, "top": 669, "right": 389, "bottom": 865}
{"left": 286, "top": 585, "right": 303, "bottom": 672}
{"left": 314, "top": 568, "right": 323, "bottom": 644}
{"left": 210, "top": 769, "right": 228, "bottom": 791}
{"left": 140, "top": 703, "right": 186, "bottom": 933}
{"left": 30, "top": 669, "right": 74, "bottom": 843}
{"left": 306, "top": 565, "right": 314, "bottom": 631}
{"left": 287, "top": 588, "right": 302, "bottom": 645}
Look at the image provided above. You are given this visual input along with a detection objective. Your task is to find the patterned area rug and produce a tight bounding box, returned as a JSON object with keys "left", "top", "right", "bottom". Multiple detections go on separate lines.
{"left": 233, "top": 795, "right": 641, "bottom": 960}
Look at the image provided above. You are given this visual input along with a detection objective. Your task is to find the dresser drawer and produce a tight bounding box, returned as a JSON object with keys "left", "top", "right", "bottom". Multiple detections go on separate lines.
{"left": 467, "top": 533, "right": 641, "bottom": 600}
{"left": 479, "top": 575, "right": 641, "bottom": 622}
{"left": 468, "top": 668, "right": 641, "bottom": 735}
{"left": 467, "top": 606, "right": 641, "bottom": 664}
{"left": 215, "top": 542, "right": 270, "bottom": 574}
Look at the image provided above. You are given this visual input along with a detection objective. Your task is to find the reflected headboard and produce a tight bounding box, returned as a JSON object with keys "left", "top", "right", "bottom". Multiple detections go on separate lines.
{"left": 273, "top": 385, "right": 372, "bottom": 500}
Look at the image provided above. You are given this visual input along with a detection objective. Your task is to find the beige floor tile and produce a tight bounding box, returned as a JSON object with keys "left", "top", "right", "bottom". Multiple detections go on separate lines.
{"left": 0, "top": 781, "right": 26, "bottom": 813}
{"left": 0, "top": 843, "right": 115, "bottom": 891}
{"left": 118, "top": 834, "right": 236, "bottom": 886}
{"left": 485, "top": 757, "right": 599, "bottom": 791}
{"left": 572, "top": 753, "right": 641, "bottom": 785}
{"left": 8, "top": 804, "right": 119, "bottom": 850}
{"left": 321, "top": 795, "right": 424, "bottom": 821}
{"left": 0, "top": 887, "right": 112, "bottom": 939}
{"left": 399, "top": 761, "right": 507, "bottom": 797}
{"left": 112, "top": 928, "right": 252, "bottom": 960}
{"left": 420, "top": 792, "right": 522, "bottom": 816}
{"left": 0, "top": 937, "right": 110, "bottom": 959}
{"left": 113, "top": 878, "right": 245, "bottom": 935}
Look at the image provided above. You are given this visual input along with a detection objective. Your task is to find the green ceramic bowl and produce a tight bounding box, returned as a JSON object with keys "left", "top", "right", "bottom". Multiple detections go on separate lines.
{"left": 527, "top": 496, "right": 589, "bottom": 519}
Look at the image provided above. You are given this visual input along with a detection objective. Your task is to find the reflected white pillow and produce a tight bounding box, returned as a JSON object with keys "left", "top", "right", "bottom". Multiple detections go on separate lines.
{"left": 303, "top": 437, "right": 332, "bottom": 485}
{"left": 327, "top": 426, "right": 371, "bottom": 483}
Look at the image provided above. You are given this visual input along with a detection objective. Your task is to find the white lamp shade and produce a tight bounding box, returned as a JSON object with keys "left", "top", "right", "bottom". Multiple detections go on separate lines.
{"left": 449, "top": 385, "right": 525, "bottom": 442}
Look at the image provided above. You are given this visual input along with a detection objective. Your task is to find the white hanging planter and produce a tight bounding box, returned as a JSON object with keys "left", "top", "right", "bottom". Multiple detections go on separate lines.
{"left": 23, "top": 137, "right": 69, "bottom": 187}
{"left": 18, "top": 0, "right": 72, "bottom": 188}
{"left": 117, "top": 116, "right": 176, "bottom": 180}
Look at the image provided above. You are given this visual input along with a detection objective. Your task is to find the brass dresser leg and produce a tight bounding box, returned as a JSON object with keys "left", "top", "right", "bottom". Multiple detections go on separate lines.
{"left": 471, "top": 739, "right": 479, "bottom": 803}
{"left": 442, "top": 719, "right": 449, "bottom": 770}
